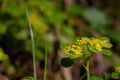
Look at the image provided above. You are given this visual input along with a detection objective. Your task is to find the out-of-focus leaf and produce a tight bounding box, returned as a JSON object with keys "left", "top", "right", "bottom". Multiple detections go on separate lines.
{"left": 39, "top": 1, "right": 67, "bottom": 23}
{"left": 35, "top": 49, "right": 44, "bottom": 60}
{"left": 44, "top": 33, "right": 55, "bottom": 42}
{"left": 59, "top": 35, "right": 72, "bottom": 43}
{"left": 39, "top": 1, "right": 55, "bottom": 14}
{"left": 48, "top": 12, "right": 67, "bottom": 23}
{"left": 6, "top": 2, "right": 22, "bottom": 17}
{"left": 68, "top": 4, "right": 83, "bottom": 16}
{"left": 61, "top": 26, "right": 75, "bottom": 37}
{"left": 25, "top": 39, "right": 44, "bottom": 60}
{"left": 100, "top": 37, "right": 110, "bottom": 43}
{"left": 43, "top": 33, "right": 55, "bottom": 51}
{"left": 106, "top": 29, "right": 120, "bottom": 43}
{"left": 30, "top": 13, "right": 49, "bottom": 34}
{"left": 25, "top": 40, "right": 32, "bottom": 51}
{"left": 60, "top": 43, "right": 69, "bottom": 50}
{"left": 111, "top": 72, "right": 120, "bottom": 79}
{"left": 15, "top": 30, "right": 28, "bottom": 40}
{"left": 0, "top": 48, "right": 8, "bottom": 61}
{"left": 90, "top": 76, "right": 101, "bottom": 80}
{"left": 0, "top": 24, "right": 7, "bottom": 34}
{"left": 115, "top": 62, "right": 120, "bottom": 67}
{"left": 82, "top": 8, "right": 109, "bottom": 28}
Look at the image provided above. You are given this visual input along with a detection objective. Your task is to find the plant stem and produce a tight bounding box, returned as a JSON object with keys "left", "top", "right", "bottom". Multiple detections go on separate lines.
{"left": 25, "top": 7, "right": 37, "bottom": 80}
{"left": 79, "top": 58, "right": 90, "bottom": 80}
{"left": 79, "top": 73, "right": 86, "bottom": 80}
{"left": 86, "top": 60, "right": 90, "bottom": 80}
{"left": 44, "top": 43, "right": 48, "bottom": 80}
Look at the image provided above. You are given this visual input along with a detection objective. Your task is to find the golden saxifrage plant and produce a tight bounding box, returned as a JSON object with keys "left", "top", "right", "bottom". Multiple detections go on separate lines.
{"left": 111, "top": 62, "right": 120, "bottom": 79}
{"left": 60, "top": 37, "right": 112, "bottom": 80}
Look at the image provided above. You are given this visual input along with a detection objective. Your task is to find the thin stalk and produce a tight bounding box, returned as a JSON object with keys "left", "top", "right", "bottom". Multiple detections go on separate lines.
{"left": 79, "top": 58, "right": 89, "bottom": 80}
{"left": 25, "top": 7, "right": 37, "bottom": 80}
{"left": 86, "top": 60, "right": 90, "bottom": 80}
{"left": 79, "top": 73, "right": 87, "bottom": 80}
{"left": 79, "top": 60, "right": 86, "bottom": 69}
{"left": 44, "top": 43, "right": 48, "bottom": 80}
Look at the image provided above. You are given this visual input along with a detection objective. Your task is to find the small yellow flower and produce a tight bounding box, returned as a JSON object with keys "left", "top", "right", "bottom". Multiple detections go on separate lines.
{"left": 64, "top": 44, "right": 83, "bottom": 57}
{"left": 76, "top": 37, "right": 90, "bottom": 44}
{"left": 115, "top": 67, "right": 120, "bottom": 73}
{"left": 89, "top": 39, "right": 102, "bottom": 51}
{"left": 95, "top": 44, "right": 102, "bottom": 51}
{"left": 64, "top": 46, "right": 71, "bottom": 54}
{"left": 91, "top": 39, "right": 100, "bottom": 44}
{"left": 71, "top": 45, "right": 82, "bottom": 55}
{"left": 100, "top": 41, "right": 112, "bottom": 48}
{"left": 71, "top": 45, "right": 82, "bottom": 50}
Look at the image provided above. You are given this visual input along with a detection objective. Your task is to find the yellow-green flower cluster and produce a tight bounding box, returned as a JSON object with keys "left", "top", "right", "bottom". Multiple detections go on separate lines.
{"left": 115, "top": 67, "right": 120, "bottom": 73}
{"left": 64, "top": 44, "right": 83, "bottom": 58}
{"left": 75, "top": 37, "right": 112, "bottom": 51}
{"left": 115, "top": 63, "right": 120, "bottom": 73}
{"left": 76, "top": 37, "right": 90, "bottom": 45}
{"left": 62, "top": 37, "right": 112, "bottom": 58}
{"left": 89, "top": 38, "right": 112, "bottom": 51}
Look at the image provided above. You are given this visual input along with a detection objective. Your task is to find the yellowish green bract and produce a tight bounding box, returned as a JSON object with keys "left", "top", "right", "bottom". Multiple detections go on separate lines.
{"left": 61, "top": 37, "right": 112, "bottom": 58}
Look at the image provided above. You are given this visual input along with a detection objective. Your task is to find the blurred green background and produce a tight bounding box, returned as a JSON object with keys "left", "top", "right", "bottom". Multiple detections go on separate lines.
{"left": 0, "top": 0, "right": 120, "bottom": 80}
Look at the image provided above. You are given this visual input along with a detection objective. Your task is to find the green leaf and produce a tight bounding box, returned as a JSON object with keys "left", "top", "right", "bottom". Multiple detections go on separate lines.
{"left": 62, "top": 26, "right": 75, "bottom": 37}
{"left": 60, "top": 43, "right": 69, "bottom": 50}
{"left": 6, "top": 2, "right": 22, "bottom": 17}
{"left": 82, "top": 8, "right": 109, "bottom": 28}
{"left": 0, "top": 48, "right": 8, "bottom": 61}
{"left": 49, "top": 12, "right": 67, "bottom": 23}
{"left": 90, "top": 76, "right": 101, "bottom": 80}
{"left": 0, "top": 48, "right": 3, "bottom": 53}
{"left": 68, "top": 4, "right": 83, "bottom": 16}
{"left": 73, "top": 37, "right": 81, "bottom": 43}
{"left": 100, "top": 37, "right": 110, "bottom": 43}
{"left": 115, "top": 62, "right": 120, "bottom": 67}
{"left": 100, "top": 49, "right": 112, "bottom": 56}
{"left": 88, "top": 45, "right": 97, "bottom": 52}
{"left": 35, "top": 49, "right": 44, "bottom": 60}
{"left": 111, "top": 72, "right": 120, "bottom": 79}
{"left": 83, "top": 47, "right": 91, "bottom": 58}
{"left": 0, "top": 54, "right": 8, "bottom": 62}
{"left": 15, "top": 30, "right": 28, "bottom": 40}
{"left": 61, "top": 57, "right": 74, "bottom": 67}
{"left": 0, "top": 24, "right": 7, "bottom": 35}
